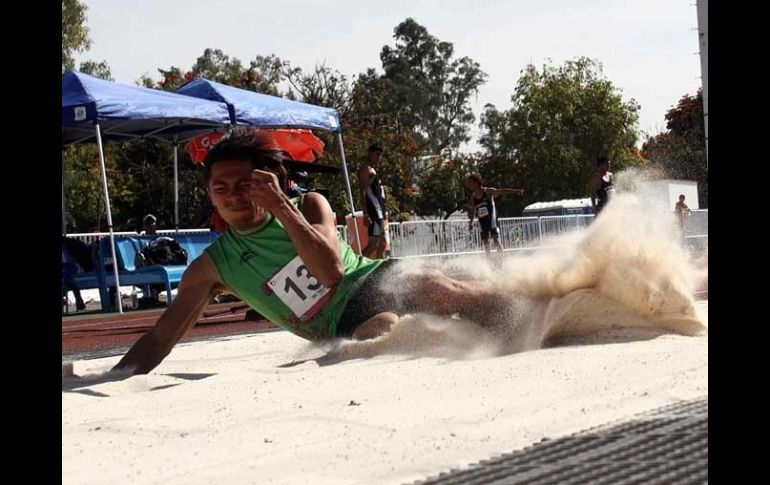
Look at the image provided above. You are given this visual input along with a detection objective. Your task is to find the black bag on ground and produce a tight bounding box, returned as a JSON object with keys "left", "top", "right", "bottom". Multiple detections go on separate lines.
{"left": 62, "top": 236, "right": 96, "bottom": 272}
{"left": 137, "top": 237, "right": 188, "bottom": 266}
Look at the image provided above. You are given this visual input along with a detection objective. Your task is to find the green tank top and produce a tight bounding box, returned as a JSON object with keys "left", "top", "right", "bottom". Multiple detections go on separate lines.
{"left": 205, "top": 200, "right": 383, "bottom": 340}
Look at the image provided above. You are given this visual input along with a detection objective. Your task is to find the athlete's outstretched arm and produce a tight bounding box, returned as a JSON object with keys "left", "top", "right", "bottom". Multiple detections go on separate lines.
{"left": 486, "top": 187, "right": 524, "bottom": 197}
{"left": 111, "top": 255, "right": 223, "bottom": 375}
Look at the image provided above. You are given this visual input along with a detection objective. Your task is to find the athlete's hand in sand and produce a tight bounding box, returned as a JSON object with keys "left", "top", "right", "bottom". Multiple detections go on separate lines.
{"left": 63, "top": 361, "right": 135, "bottom": 383}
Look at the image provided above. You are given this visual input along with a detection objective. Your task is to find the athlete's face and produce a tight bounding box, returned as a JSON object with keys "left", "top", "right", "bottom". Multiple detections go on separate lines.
{"left": 368, "top": 150, "right": 383, "bottom": 165}
{"left": 207, "top": 159, "right": 268, "bottom": 230}
{"left": 467, "top": 178, "right": 480, "bottom": 191}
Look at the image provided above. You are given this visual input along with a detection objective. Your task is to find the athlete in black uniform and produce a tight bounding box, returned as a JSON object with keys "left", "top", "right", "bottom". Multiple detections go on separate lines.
{"left": 589, "top": 156, "right": 615, "bottom": 216}
{"left": 358, "top": 143, "right": 389, "bottom": 259}
{"left": 467, "top": 173, "right": 525, "bottom": 254}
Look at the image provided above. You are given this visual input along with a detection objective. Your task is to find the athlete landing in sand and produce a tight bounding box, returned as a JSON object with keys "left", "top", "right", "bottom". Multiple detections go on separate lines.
{"left": 68, "top": 128, "right": 508, "bottom": 377}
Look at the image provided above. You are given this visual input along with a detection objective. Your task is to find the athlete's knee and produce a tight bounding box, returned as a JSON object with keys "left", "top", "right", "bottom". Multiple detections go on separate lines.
{"left": 404, "top": 270, "right": 467, "bottom": 314}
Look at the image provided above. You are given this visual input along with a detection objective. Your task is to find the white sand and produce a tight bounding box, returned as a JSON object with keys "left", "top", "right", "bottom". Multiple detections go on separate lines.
{"left": 63, "top": 176, "right": 708, "bottom": 484}
{"left": 62, "top": 304, "right": 707, "bottom": 485}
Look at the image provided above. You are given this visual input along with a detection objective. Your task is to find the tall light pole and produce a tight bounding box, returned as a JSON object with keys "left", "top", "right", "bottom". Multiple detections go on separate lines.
{"left": 696, "top": 0, "right": 708, "bottom": 167}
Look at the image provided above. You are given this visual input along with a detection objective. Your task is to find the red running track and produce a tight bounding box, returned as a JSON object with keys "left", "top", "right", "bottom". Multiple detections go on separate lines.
{"left": 62, "top": 303, "right": 277, "bottom": 356}
{"left": 63, "top": 292, "right": 708, "bottom": 356}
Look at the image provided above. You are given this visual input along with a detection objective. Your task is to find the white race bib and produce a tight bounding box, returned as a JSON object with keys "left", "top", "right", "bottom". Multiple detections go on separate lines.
{"left": 477, "top": 206, "right": 489, "bottom": 218}
{"left": 267, "top": 255, "right": 332, "bottom": 321}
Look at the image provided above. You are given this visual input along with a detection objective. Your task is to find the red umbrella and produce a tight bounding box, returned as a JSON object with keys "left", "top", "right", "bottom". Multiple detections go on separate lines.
{"left": 186, "top": 128, "right": 326, "bottom": 165}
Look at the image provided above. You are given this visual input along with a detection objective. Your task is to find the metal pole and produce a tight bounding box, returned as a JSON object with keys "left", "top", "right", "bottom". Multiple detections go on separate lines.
{"left": 95, "top": 123, "right": 123, "bottom": 314}
{"left": 537, "top": 217, "right": 543, "bottom": 247}
{"left": 696, "top": 0, "right": 708, "bottom": 167}
{"left": 173, "top": 142, "right": 180, "bottom": 231}
{"left": 62, "top": 148, "right": 67, "bottom": 235}
{"left": 335, "top": 133, "right": 363, "bottom": 254}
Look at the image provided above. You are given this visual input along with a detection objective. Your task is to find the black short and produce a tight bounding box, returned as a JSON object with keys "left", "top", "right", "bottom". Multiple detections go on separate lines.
{"left": 595, "top": 202, "right": 606, "bottom": 215}
{"left": 336, "top": 259, "right": 402, "bottom": 338}
{"left": 368, "top": 218, "right": 387, "bottom": 237}
{"left": 480, "top": 226, "right": 499, "bottom": 241}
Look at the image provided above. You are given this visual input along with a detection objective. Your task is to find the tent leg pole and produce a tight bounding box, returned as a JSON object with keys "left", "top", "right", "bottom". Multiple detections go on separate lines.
{"left": 95, "top": 123, "right": 123, "bottom": 314}
{"left": 336, "top": 133, "right": 362, "bottom": 254}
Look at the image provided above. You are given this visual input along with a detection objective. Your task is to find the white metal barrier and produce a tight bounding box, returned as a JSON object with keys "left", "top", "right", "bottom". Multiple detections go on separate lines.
{"left": 336, "top": 211, "right": 707, "bottom": 258}
{"left": 684, "top": 209, "right": 708, "bottom": 236}
{"left": 66, "top": 228, "right": 213, "bottom": 245}
{"left": 383, "top": 215, "right": 597, "bottom": 257}
{"left": 683, "top": 209, "right": 708, "bottom": 253}
{"left": 70, "top": 211, "right": 708, "bottom": 259}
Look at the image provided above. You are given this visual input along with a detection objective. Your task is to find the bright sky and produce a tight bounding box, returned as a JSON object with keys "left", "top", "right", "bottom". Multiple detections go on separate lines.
{"left": 74, "top": 0, "right": 703, "bottom": 151}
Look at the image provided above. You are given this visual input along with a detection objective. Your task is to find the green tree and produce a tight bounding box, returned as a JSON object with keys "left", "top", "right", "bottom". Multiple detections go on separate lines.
{"left": 64, "top": 143, "right": 135, "bottom": 232}
{"left": 192, "top": 50, "right": 284, "bottom": 95}
{"left": 284, "top": 62, "right": 352, "bottom": 113}
{"left": 79, "top": 60, "right": 113, "bottom": 81}
{"left": 380, "top": 18, "right": 487, "bottom": 156}
{"left": 479, "top": 57, "right": 642, "bottom": 216}
{"left": 641, "top": 89, "right": 707, "bottom": 207}
{"left": 62, "top": 0, "right": 113, "bottom": 78}
{"left": 62, "top": 0, "right": 122, "bottom": 234}
{"left": 140, "top": 67, "right": 191, "bottom": 91}
{"left": 143, "top": 50, "right": 285, "bottom": 95}
{"left": 109, "top": 140, "right": 211, "bottom": 230}
{"left": 330, "top": 69, "right": 422, "bottom": 220}
{"left": 413, "top": 155, "right": 474, "bottom": 219}
{"left": 62, "top": 0, "right": 90, "bottom": 71}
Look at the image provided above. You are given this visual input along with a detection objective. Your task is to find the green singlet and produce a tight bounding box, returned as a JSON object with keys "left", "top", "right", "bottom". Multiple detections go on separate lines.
{"left": 205, "top": 198, "right": 382, "bottom": 340}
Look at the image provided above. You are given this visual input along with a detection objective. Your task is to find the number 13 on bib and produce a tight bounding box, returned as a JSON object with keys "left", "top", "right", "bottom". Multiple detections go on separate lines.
{"left": 267, "top": 255, "right": 333, "bottom": 321}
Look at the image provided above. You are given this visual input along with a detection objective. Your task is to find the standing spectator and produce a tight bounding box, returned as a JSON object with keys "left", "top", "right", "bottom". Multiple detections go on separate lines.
{"left": 467, "top": 173, "right": 524, "bottom": 255}
{"left": 141, "top": 214, "right": 158, "bottom": 235}
{"left": 588, "top": 156, "right": 615, "bottom": 216}
{"left": 358, "top": 143, "right": 389, "bottom": 259}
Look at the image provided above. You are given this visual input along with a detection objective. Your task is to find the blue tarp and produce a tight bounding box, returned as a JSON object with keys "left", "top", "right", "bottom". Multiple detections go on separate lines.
{"left": 62, "top": 71, "right": 232, "bottom": 145}
{"left": 175, "top": 79, "right": 341, "bottom": 133}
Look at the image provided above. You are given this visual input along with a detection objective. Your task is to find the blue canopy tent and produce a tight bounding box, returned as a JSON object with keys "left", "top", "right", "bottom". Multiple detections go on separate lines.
{"left": 62, "top": 70, "right": 232, "bottom": 312}
{"left": 175, "top": 79, "right": 362, "bottom": 251}
{"left": 63, "top": 71, "right": 232, "bottom": 146}
{"left": 175, "top": 78, "right": 340, "bottom": 131}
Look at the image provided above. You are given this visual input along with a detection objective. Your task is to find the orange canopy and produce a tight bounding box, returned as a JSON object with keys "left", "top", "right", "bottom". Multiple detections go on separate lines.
{"left": 186, "top": 128, "right": 325, "bottom": 164}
